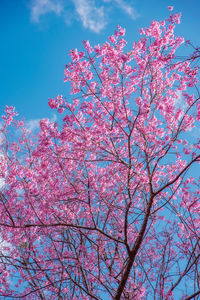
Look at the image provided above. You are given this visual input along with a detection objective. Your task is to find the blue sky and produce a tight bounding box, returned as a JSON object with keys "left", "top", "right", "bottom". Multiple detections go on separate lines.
{"left": 1, "top": 0, "right": 200, "bottom": 125}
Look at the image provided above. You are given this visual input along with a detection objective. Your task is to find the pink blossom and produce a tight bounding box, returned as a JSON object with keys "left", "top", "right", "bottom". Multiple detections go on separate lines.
{"left": 168, "top": 6, "right": 174, "bottom": 11}
{"left": 0, "top": 14, "right": 200, "bottom": 300}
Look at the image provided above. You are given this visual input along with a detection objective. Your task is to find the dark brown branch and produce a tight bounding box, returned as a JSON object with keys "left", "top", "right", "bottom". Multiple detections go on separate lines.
{"left": 184, "top": 290, "right": 200, "bottom": 300}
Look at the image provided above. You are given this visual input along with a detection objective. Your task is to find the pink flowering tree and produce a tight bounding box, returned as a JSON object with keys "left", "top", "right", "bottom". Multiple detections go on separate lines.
{"left": 0, "top": 11, "right": 200, "bottom": 299}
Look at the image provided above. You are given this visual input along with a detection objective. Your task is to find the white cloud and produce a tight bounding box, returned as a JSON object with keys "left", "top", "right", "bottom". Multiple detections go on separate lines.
{"left": 113, "top": 0, "right": 139, "bottom": 20}
{"left": 0, "top": 177, "right": 5, "bottom": 190}
{"left": 26, "top": 118, "right": 41, "bottom": 132}
{"left": 26, "top": 114, "right": 57, "bottom": 132}
{"left": 0, "top": 130, "right": 6, "bottom": 190}
{"left": 0, "top": 236, "right": 11, "bottom": 255}
{"left": 29, "top": 0, "right": 138, "bottom": 33}
{"left": 72, "top": 0, "right": 106, "bottom": 33}
{"left": 175, "top": 91, "right": 187, "bottom": 111}
{"left": 30, "top": 0, "right": 63, "bottom": 23}
{"left": 0, "top": 153, "right": 6, "bottom": 190}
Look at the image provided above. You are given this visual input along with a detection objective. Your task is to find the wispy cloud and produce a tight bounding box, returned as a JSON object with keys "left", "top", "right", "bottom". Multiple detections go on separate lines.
{"left": 0, "top": 153, "right": 6, "bottom": 190}
{"left": 72, "top": 0, "right": 106, "bottom": 33}
{"left": 26, "top": 118, "right": 41, "bottom": 132}
{"left": 113, "top": 0, "right": 139, "bottom": 20}
{"left": 175, "top": 91, "right": 187, "bottom": 111}
{"left": 0, "top": 176, "right": 5, "bottom": 190}
{"left": 0, "top": 236, "right": 11, "bottom": 254}
{"left": 30, "top": 0, "right": 63, "bottom": 23}
{"left": 0, "top": 178, "right": 5, "bottom": 190}
{"left": 29, "top": 0, "right": 139, "bottom": 33}
{"left": 26, "top": 114, "right": 57, "bottom": 132}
